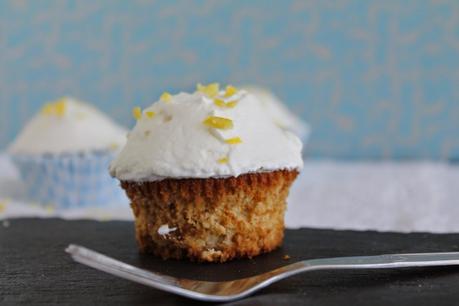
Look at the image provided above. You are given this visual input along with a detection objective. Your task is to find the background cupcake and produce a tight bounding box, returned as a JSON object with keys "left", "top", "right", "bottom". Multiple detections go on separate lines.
{"left": 8, "top": 97, "right": 127, "bottom": 208}
{"left": 110, "top": 84, "right": 303, "bottom": 262}
{"left": 242, "top": 86, "right": 310, "bottom": 141}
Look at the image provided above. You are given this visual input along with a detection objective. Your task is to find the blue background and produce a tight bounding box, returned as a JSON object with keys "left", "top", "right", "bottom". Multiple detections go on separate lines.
{"left": 1, "top": 0, "right": 458, "bottom": 159}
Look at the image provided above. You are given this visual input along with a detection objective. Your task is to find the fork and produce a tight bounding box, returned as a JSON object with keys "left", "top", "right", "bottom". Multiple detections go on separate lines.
{"left": 66, "top": 244, "right": 459, "bottom": 302}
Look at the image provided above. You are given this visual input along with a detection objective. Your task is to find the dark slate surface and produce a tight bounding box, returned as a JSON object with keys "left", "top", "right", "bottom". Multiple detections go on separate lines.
{"left": 2, "top": 219, "right": 459, "bottom": 306}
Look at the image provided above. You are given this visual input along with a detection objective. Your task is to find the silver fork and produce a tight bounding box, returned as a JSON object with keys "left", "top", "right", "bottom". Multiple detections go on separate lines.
{"left": 66, "top": 244, "right": 459, "bottom": 302}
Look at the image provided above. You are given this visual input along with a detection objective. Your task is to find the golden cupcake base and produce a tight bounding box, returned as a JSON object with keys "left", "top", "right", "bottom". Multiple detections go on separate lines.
{"left": 121, "top": 169, "right": 298, "bottom": 262}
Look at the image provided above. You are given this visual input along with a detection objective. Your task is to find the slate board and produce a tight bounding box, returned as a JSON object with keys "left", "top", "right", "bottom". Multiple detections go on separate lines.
{"left": 2, "top": 219, "right": 459, "bottom": 306}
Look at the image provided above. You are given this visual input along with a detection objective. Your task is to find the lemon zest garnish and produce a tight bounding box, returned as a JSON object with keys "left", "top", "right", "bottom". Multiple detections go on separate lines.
{"left": 218, "top": 157, "right": 229, "bottom": 164}
{"left": 202, "top": 116, "right": 233, "bottom": 130}
{"left": 224, "top": 85, "right": 238, "bottom": 97}
{"left": 41, "top": 103, "right": 53, "bottom": 115}
{"left": 54, "top": 99, "right": 66, "bottom": 116}
{"left": 197, "top": 83, "right": 220, "bottom": 97}
{"left": 132, "top": 107, "right": 142, "bottom": 120}
{"left": 225, "top": 137, "right": 242, "bottom": 144}
{"left": 214, "top": 98, "right": 238, "bottom": 108}
{"left": 145, "top": 111, "right": 156, "bottom": 118}
{"left": 144, "top": 130, "right": 151, "bottom": 136}
{"left": 160, "top": 92, "right": 172, "bottom": 103}
{"left": 196, "top": 83, "right": 205, "bottom": 92}
{"left": 213, "top": 98, "right": 226, "bottom": 107}
{"left": 225, "top": 100, "right": 238, "bottom": 108}
{"left": 41, "top": 98, "right": 67, "bottom": 117}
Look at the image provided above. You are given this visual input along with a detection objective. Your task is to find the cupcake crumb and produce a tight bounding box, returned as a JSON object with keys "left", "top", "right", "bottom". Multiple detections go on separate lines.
{"left": 283, "top": 254, "right": 291, "bottom": 260}
{"left": 2, "top": 220, "right": 10, "bottom": 228}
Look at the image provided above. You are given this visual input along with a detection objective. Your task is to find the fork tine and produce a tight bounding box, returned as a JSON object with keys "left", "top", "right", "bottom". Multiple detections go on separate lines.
{"left": 65, "top": 244, "right": 249, "bottom": 302}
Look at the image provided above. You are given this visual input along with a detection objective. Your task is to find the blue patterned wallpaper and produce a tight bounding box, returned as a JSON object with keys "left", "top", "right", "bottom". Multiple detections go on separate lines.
{"left": 1, "top": 0, "right": 458, "bottom": 159}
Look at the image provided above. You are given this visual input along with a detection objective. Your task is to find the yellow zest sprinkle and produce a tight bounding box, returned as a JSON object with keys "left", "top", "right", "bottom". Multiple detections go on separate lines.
{"left": 213, "top": 98, "right": 226, "bottom": 107}
{"left": 214, "top": 98, "right": 238, "bottom": 108}
{"left": 225, "top": 137, "right": 242, "bottom": 144}
{"left": 197, "top": 82, "right": 220, "bottom": 97}
{"left": 225, "top": 100, "right": 238, "bottom": 108}
{"left": 132, "top": 107, "right": 142, "bottom": 120}
{"left": 160, "top": 92, "right": 172, "bottom": 102}
{"left": 224, "top": 85, "right": 238, "bottom": 97}
{"left": 0, "top": 202, "right": 6, "bottom": 213}
{"left": 144, "top": 130, "right": 151, "bottom": 136}
{"left": 145, "top": 111, "right": 156, "bottom": 118}
{"left": 41, "top": 97, "right": 67, "bottom": 117}
{"left": 54, "top": 99, "right": 66, "bottom": 116}
{"left": 218, "top": 157, "right": 229, "bottom": 164}
{"left": 202, "top": 116, "right": 233, "bottom": 130}
{"left": 41, "top": 103, "right": 53, "bottom": 115}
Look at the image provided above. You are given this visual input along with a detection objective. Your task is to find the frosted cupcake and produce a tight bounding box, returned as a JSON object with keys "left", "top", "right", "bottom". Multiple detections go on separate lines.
{"left": 242, "top": 86, "right": 310, "bottom": 141}
{"left": 110, "top": 84, "right": 303, "bottom": 262}
{"left": 8, "top": 97, "right": 127, "bottom": 208}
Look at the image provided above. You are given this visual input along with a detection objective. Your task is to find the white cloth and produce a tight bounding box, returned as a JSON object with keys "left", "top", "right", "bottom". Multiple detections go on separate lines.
{"left": 1, "top": 154, "right": 458, "bottom": 233}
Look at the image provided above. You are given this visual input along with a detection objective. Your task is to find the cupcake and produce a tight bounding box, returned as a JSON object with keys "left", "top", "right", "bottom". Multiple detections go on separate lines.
{"left": 8, "top": 97, "right": 127, "bottom": 208}
{"left": 110, "top": 84, "right": 303, "bottom": 262}
{"left": 242, "top": 86, "right": 310, "bottom": 141}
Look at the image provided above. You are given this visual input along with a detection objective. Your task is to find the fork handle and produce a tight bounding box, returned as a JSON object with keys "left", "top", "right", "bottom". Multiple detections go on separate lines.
{"left": 263, "top": 251, "right": 459, "bottom": 288}
{"left": 306, "top": 252, "right": 459, "bottom": 270}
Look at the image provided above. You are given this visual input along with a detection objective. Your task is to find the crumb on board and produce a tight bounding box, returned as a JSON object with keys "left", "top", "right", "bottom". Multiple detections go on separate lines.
{"left": 0, "top": 200, "right": 9, "bottom": 213}
{"left": 283, "top": 254, "right": 291, "bottom": 260}
{"left": 45, "top": 204, "right": 55, "bottom": 213}
{"left": 3, "top": 220, "right": 10, "bottom": 227}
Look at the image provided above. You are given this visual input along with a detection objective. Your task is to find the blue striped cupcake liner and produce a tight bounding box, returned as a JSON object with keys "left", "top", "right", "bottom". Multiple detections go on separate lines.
{"left": 11, "top": 151, "right": 127, "bottom": 209}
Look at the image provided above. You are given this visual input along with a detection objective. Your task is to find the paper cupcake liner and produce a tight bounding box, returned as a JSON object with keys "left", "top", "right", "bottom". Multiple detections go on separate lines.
{"left": 11, "top": 151, "right": 127, "bottom": 208}
{"left": 121, "top": 169, "right": 299, "bottom": 262}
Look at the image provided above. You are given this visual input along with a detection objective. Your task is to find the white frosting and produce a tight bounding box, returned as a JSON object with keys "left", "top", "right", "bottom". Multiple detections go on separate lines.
{"left": 8, "top": 97, "right": 127, "bottom": 155}
{"left": 157, "top": 224, "right": 177, "bottom": 236}
{"left": 110, "top": 89, "right": 303, "bottom": 181}
{"left": 242, "top": 86, "right": 310, "bottom": 140}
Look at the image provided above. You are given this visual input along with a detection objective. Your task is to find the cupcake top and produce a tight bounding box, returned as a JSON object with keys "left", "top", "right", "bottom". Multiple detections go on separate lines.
{"left": 242, "top": 86, "right": 310, "bottom": 140}
{"left": 110, "top": 83, "right": 303, "bottom": 181}
{"left": 8, "top": 97, "right": 126, "bottom": 155}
